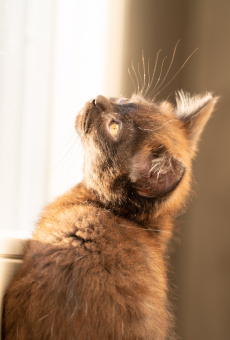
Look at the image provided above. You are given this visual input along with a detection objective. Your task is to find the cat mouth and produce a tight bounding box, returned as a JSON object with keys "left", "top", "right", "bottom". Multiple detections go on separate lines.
{"left": 76, "top": 100, "right": 95, "bottom": 134}
{"left": 83, "top": 108, "right": 91, "bottom": 133}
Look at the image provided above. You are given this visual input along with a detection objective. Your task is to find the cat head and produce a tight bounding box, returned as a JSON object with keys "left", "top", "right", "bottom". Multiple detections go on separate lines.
{"left": 76, "top": 92, "right": 217, "bottom": 217}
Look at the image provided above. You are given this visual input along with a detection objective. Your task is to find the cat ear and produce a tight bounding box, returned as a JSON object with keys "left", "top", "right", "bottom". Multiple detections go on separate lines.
{"left": 129, "top": 150, "right": 185, "bottom": 198}
{"left": 175, "top": 91, "right": 218, "bottom": 152}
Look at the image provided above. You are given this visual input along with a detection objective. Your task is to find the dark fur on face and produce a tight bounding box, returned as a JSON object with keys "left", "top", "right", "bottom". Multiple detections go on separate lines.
{"left": 2, "top": 92, "right": 217, "bottom": 340}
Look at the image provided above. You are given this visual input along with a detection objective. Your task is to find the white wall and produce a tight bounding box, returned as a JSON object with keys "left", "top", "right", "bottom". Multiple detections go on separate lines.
{"left": 0, "top": 0, "right": 127, "bottom": 235}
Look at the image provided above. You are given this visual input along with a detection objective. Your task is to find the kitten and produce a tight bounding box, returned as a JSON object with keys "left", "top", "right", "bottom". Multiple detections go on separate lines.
{"left": 2, "top": 91, "right": 217, "bottom": 339}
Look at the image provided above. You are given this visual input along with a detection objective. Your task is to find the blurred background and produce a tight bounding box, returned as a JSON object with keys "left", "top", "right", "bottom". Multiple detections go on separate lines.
{"left": 0, "top": 0, "right": 230, "bottom": 339}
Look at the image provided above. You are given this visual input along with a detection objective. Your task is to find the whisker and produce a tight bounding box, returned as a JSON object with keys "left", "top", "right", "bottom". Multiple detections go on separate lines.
{"left": 37, "top": 313, "right": 51, "bottom": 323}
{"left": 144, "top": 49, "right": 162, "bottom": 97}
{"left": 128, "top": 68, "right": 137, "bottom": 94}
{"left": 45, "top": 137, "right": 79, "bottom": 182}
{"left": 137, "top": 119, "right": 177, "bottom": 132}
{"left": 165, "top": 92, "right": 173, "bottom": 101}
{"left": 147, "top": 58, "right": 150, "bottom": 92}
{"left": 49, "top": 133, "right": 77, "bottom": 162}
{"left": 152, "top": 47, "right": 199, "bottom": 100}
{"left": 117, "top": 224, "right": 171, "bottom": 234}
{"left": 138, "top": 62, "right": 144, "bottom": 94}
{"left": 141, "top": 50, "right": 146, "bottom": 94}
{"left": 132, "top": 60, "right": 140, "bottom": 93}
{"left": 151, "top": 40, "right": 180, "bottom": 96}
{"left": 148, "top": 56, "right": 167, "bottom": 99}
{"left": 49, "top": 130, "right": 76, "bottom": 152}
{"left": 64, "top": 138, "right": 84, "bottom": 176}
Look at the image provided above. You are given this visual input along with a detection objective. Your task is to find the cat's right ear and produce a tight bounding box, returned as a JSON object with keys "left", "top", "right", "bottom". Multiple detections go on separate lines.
{"left": 175, "top": 91, "right": 218, "bottom": 154}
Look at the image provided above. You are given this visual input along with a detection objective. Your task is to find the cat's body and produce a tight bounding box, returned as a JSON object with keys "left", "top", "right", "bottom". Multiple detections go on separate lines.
{"left": 2, "top": 92, "right": 217, "bottom": 339}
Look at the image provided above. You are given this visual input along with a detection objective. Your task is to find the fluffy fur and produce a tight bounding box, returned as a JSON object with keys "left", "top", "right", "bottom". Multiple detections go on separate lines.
{"left": 2, "top": 92, "right": 217, "bottom": 340}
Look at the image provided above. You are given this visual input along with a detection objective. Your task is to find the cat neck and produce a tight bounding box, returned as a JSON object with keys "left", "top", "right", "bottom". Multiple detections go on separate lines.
{"left": 67, "top": 182, "right": 174, "bottom": 244}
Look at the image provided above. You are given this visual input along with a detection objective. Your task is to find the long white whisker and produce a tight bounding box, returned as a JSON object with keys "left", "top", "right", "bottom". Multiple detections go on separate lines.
{"left": 137, "top": 119, "right": 177, "bottom": 132}
{"left": 128, "top": 68, "right": 137, "bottom": 94}
{"left": 151, "top": 40, "right": 180, "bottom": 96}
{"left": 148, "top": 56, "right": 167, "bottom": 99}
{"left": 132, "top": 60, "right": 140, "bottom": 93}
{"left": 117, "top": 224, "right": 171, "bottom": 234}
{"left": 141, "top": 50, "right": 146, "bottom": 94}
{"left": 152, "top": 47, "right": 199, "bottom": 100}
{"left": 138, "top": 62, "right": 144, "bottom": 94}
{"left": 144, "top": 49, "right": 162, "bottom": 97}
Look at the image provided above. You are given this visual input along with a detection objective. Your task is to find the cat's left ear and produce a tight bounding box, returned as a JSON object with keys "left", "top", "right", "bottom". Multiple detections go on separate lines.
{"left": 175, "top": 91, "right": 218, "bottom": 153}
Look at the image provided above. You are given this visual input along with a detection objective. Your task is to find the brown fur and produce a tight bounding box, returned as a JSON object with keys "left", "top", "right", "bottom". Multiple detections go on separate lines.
{"left": 2, "top": 92, "right": 217, "bottom": 339}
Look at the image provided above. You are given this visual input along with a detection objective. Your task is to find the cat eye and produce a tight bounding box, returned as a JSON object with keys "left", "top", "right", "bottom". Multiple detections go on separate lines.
{"left": 120, "top": 99, "right": 128, "bottom": 104}
{"left": 109, "top": 121, "right": 120, "bottom": 138}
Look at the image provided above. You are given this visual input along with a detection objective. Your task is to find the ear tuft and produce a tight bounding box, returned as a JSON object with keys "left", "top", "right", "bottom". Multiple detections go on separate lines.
{"left": 175, "top": 91, "right": 218, "bottom": 153}
{"left": 175, "top": 90, "right": 214, "bottom": 120}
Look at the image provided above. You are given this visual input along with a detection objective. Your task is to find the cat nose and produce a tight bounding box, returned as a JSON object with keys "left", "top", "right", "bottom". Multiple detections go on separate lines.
{"left": 93, "top": 95, "right": 111, "bottom": 111}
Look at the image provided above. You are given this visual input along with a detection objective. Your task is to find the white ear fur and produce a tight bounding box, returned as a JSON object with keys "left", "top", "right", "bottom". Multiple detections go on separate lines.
{"left": 175, "top": 91, "right": 214, "bottom": 120}
{"left": 174, "top": 91, "right": 218, "bottom": 154}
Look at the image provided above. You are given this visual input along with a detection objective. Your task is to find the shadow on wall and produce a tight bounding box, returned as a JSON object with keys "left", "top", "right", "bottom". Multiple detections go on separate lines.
{"left": 120, "top": 1, "right": 230, "bottom": 340}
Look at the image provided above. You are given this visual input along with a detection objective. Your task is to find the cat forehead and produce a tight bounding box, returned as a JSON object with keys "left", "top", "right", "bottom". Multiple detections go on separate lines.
{"left": 109, "top": 95, "right": 162, "bottom": 114}
{"left": 110, "top": 94, "right": 155, "bottom": 105}
{"left": 110, "top": 94, "right": 174, "bottom": 111}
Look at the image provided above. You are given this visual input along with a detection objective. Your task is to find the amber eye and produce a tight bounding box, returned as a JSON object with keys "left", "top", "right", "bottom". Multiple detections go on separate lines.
{"left": 109, "top": 121, "right": 120, "bottom": 138}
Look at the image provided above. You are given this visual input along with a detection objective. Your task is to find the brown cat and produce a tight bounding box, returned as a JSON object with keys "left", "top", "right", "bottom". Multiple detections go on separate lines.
{"left": 2, "top": 90, "right": 217, "bottom": 339}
